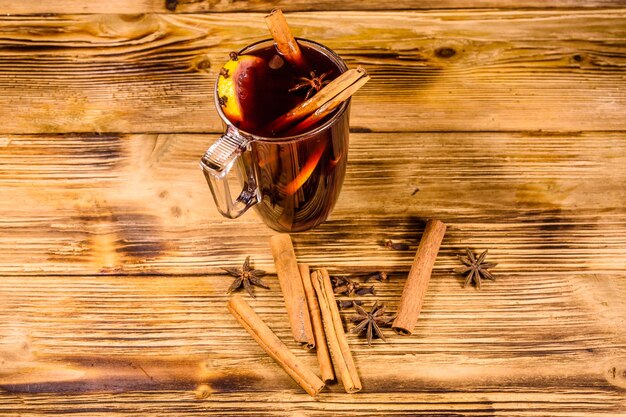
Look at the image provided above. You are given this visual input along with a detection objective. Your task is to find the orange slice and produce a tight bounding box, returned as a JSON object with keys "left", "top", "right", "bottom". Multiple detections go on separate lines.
{"left": 284, "top": 140, "right": 326, "bottom": 195}
{"left": 217, "top": 54, "right": 267, "bottom": 130}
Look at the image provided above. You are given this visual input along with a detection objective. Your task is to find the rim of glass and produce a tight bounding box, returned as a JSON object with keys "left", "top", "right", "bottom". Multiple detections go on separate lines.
{"left": 213, "top": 38, "right": 349, "bottom": 143}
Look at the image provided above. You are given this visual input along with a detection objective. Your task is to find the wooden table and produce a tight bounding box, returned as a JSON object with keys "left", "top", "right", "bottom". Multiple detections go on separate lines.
{"left": 1, "top": 1, "right": 625, "bottom": 415}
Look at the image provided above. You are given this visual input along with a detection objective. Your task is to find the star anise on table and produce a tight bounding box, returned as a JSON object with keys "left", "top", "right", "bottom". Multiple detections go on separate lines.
{"left": 289, "top": 70, "right": 332, "bottom": 100}
{"left": 223, "top": 256, "right": 269, "bottom": 298}
{"left": 454, "top": 248, "right": 497, "bottom": 289}
{"left": 351, "top": 302, "right": 396, "bottom": 346}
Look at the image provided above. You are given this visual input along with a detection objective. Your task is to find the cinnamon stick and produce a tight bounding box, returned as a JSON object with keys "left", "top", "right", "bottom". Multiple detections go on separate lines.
{"left": 227, "top": 294, "right": 325, "bottom": 397}
{"left": 265, "top": 9, "right": 305, "bottom": 69}
{"left": 286, "top": 74, "right": 370, "bottom": 135}
{"left": 298, "top": 264, "right": 335, "bottom": 382}
{"left": 312, "top": 268, "right": 362, "bottom": 393}
{"left": 267, "top": 67, "right": 368, "bottom": 134}
{"left": 392, "top": 219, "right": 447, "bottom": 336}
{"left": 270, "top": 234, "right": 315, "bottom": 348}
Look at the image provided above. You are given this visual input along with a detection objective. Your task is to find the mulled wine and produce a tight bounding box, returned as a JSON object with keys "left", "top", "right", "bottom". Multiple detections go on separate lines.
{"left": 217, "top": 39, "right": 349, "bottom": 231}
{"left": 217, "top": 41, "right": 342, "bottom": 137}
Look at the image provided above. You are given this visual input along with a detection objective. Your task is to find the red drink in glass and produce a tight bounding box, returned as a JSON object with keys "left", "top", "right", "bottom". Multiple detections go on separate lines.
{"left": 201, "top": 38, "right": 350, "bottom": 232}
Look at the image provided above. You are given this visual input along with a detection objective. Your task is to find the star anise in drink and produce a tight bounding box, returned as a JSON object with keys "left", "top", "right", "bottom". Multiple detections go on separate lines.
{"left": 351, "top": 302, "right": 395, "bottom": 346}
{"left": 223, "top": 256, "right": 269, "bottom": 298}
{"left": 289, "top": 70, "right": 332, "bottom": 100}
{"left": 454, "top": 248, "right": 497, "bottom": 289}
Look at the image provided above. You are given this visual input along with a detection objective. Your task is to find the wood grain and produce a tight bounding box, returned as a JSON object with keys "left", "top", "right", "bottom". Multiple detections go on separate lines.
{"left": 0, "top": 271, "right": 624, "bottom": 414}
{"left": 0, "top": 11, "right": 624, "bottom": 133}
{"left": 0, "top": 0, "right": 623, "bottom": 14}
{"left": 1, "top": 5, "right": 625, "bottom": 416}
{"left": 0, "top": 132, "right": 625, "bottom": 275}
{"left": 0, "top": 391, "right": 623, "bottom": 417}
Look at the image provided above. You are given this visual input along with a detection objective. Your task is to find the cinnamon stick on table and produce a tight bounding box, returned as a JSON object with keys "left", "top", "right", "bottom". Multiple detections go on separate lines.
{"left": 227, "top": 294, "right": 325, "bottom": 397}
{"left": 392, "top": 219, "right": 447, "bottom": 336}
{"left": 270, "top": 234, "right": 315, "bottom": 348}
{"left": 298, "top": 264, "right": 335, "bottom": 382}
{"left": 312, "top": 268, "right": 362, "bottom": 393}
{"left": 265, "top": 9, "right": 306, "bottom": 70}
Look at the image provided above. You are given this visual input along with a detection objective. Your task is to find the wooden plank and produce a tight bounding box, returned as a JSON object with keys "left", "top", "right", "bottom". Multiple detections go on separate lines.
{"left": 0, "top": 391, "right": 623, "bottom": 416}
{"left": 0, "top": 11, "right": 625, "bottom": 133}
{"left": 0, "top": 0, "right": 623, "bottom": 14}
{"left": 1, "top": 132, "right": 625, "bottom": 275}
{"left": 0, "top": 272, "right": 624, "bottom": 415}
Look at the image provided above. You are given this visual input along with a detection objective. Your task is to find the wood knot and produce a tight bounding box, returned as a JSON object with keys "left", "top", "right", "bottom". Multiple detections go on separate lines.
{"left": 196, "top": 57, "right": 211, "bottom": 70}
{"left": 195, "top": 383, "right": 213, "bottom": 399}
{"left": 605, "top": 361, "right": 626, "bottom": 389}
{"left": 435, "top": 47, "right": 456, "bottom": 59}
{"left": 165, "top": 0, "right": 177, "bottom": 11}
{"left": 190, "top": 55, "right": 211, "bottom": 73}
{"left": 572, "top": 54, "right": 584, "bottom": 63}
{"left": 119, "top": 14, "right": 147, "bottom": 22}
{"left": 170, "top": 206, "right": 182, "bottom": 218}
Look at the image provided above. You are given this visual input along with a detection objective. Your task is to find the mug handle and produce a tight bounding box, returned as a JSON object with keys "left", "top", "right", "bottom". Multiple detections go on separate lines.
{"left": 199, "top": 128, "right": 260, "bottom": 218}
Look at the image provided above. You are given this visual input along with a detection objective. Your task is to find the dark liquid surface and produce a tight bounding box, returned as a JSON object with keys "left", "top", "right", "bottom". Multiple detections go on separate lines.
{"left": 234, "top": 43, "right": 340, "bottom": 137}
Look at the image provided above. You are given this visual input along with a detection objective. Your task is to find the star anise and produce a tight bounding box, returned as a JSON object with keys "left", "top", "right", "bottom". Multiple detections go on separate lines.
{"left": 454, "top": 248, "right": 497, "bottom": 289}
{"left": 351, "top": 302, "right": 395, "bottom": 346}
{"left": 223, "top": 256, "right": 269, "bottom": 298}
{"left": 289, "top": 70, "right": 332, "bottom": 100}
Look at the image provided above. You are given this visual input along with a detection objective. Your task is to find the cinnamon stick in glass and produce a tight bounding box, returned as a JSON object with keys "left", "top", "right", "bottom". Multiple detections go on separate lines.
{"left": 227, "top": 294, "right": 325, "bottom": 397}
{"left": 265, "top": 9, "right": 306, "bottom": 70}
{"left": 298, "top": 264, "right": 335, "bottom": 382}
{"left": 286, "top": 74, "right": 370, "bottom": 135}
{"left": 312, "top": 268, "right": 362, "bottom": 393}
{"left": 267, "top": 67, "right": 368, "bottom": 134}
{"left": 392, "top": 219, "right": 447, "bottom": 336}
{"left": 270, "top": 234, "right": 315, "bottom": 348}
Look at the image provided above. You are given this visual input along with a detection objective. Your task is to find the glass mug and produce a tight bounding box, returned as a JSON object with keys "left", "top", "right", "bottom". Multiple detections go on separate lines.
{"left": 200, "top": 39, "right": 350, "bottom": 232}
